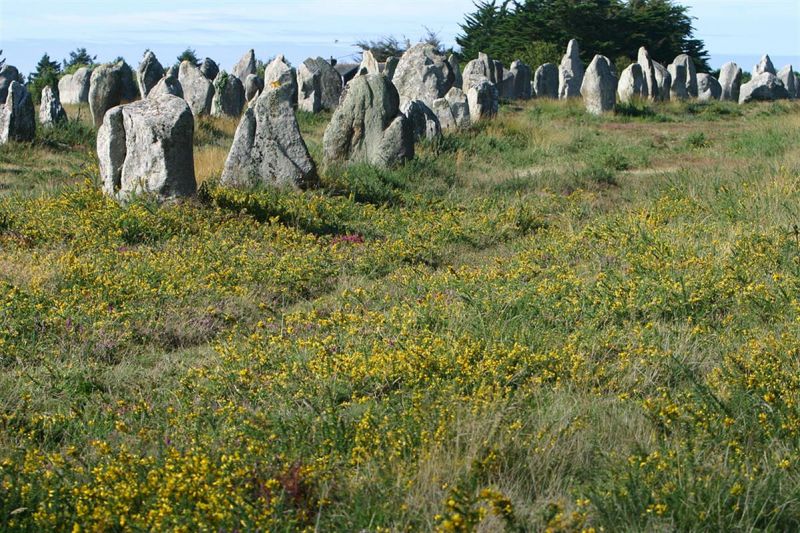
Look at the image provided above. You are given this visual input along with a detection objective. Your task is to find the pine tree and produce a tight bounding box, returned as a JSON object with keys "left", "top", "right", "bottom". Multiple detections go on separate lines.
{"left": 176, "top": 48, "right": 201, "bottom": 68}
{"left": 28, "top": 53, "right": 61, "bottom": 104}
{"left": 62, "top": 48, "right": 96, "bottom": 73}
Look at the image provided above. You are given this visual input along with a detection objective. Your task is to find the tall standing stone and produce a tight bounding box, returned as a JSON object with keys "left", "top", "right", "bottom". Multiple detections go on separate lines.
{"left": 754, "top": 55, "right": 776, "bottom": 76}
{"left": 200, "top": 58, "right": 219, "bottom": 81}
{"left": 323, "top": 73, "right": 413, "bottom": 168}
{"left": 653, "top": 62, "right": 671, "bottom": 102}
{"left": 89, "top": 63, "right": 124, "bottom": 127}
{"left": 493, "top": 61, "right": 504, "bottom": 85}
{"left": 304, "top": 57, "right": 342, "bottom": 111}
{"left": 719, "top": 62, "right": 742, "bottom": 102}
{"left": 264, "top": 55, "right": 298, "bottom": 106}
{"left": 777, "top": 65, "right": 797, "bottom": 99}
{"left": 39, "top": 86, "right": 67, "bottom": 127}
{"left": 384, "top": 57, "right": 399, "bottom": 81}
{"left": 0, "top": 65, "right": 20, "bottom": 103}
{"left": 667, "top": 62, "right": 688, "bottom": 100}
{"left": 297, "top": 62, "right": 322, "bottom": 113}
{"left": 392, "top": 43, "right": 456, "bottom": 108}
{"left": 211, "top": 71, "right": 245, "bottom": 117}
{"left": 221, "top": 86, "right": 317, "bottom": 189}
{"left": 672, "top": 55, "right": 697, "bottom": 97}
{"left": 232, "top": 50, "right": 257, "bottom": 81}
{"left": 697, "top": 74, "right": 722, "bottom": 102}
{"left": 467, "top": 80, "right": 499, "bottom": 121}
{"left": 118, "top": 61, "right": 139, "bottom": 103}
{"left": 244, "top": 74, "right": 264, "bottom": 102}
{"left": 637, "top": 47, "right": 658, "bottom": 100}
{"left": 58, "top": 67, "right": 92, "bottom": 104}
{"left": 178, "top": 60, "right": 214, "bottom": 116}
{"left": 533, "top": 63, "right": 558, "bottom": 98}
{"left": 581, "top": 55, "right": 616, "bottom": 115}
{"left": 137, "top": 51, "right": 164, "bottom": 98}
{"left": 97, "top": 94, "right": 196, "bottom": 200}
{"left": 617, "top": 63, "right": 644, "bottom": 104}
{"left": 357, "top": 50, "right": 380, "bottom": 76}
{"left": 510, "top": 60, "right": 532, "bottom": 99}
{"left": 558, "top": 39, "right": 584, "bottom": 99}
{"left": 448, "top": 54, "right": 463, "bottom": 91}
{"left": 0, "top": 81, "right": 35, "bottom": 144}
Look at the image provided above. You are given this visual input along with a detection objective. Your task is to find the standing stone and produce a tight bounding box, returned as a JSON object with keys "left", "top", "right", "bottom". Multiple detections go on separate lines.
{"left": 178, "top": 61, "right": 214, "bottom": 116}
{"left": 493, "top": 61, "right": 504, "bottom": 85}
{"left": 719, "top": 62, "right": 742, "bottom": 102}
{"left": 297, "top": 62, "right": 322, "bottom": 113}
{"left": 462, "top": 52, "right": 494, "bottom": 91}
{"left": 754, "top": 55, "right": 776, "bottom": 76}
{"left": 432, "top": 87, "right": 470, "bottom": 130}
{"left": 672, "top": 55, "right": 698, "bottom": 97}
{"left": 558, "top": 39, "right": 584, "bottom": 99}
{"left": 211, "top": 71, "right": 245, "bottom": 117}
{"left": 533, "top": 63, "right": 558, "bottom": 98}
{"left": 118, "top": 62, "right": 139, "bottom": 102}
{"left": 697, "top": 74, "right": 722, "bottom": 102}
{"left": 617, "top": 63, "right": 644, "bottom": 103}
{"left": 432, "top": 98, "right": 456, "bottom": 130}
{"left": 510, "top": 60, "right": 532, "bottom": 99}
{"left": 137, "top": 51, "right": 164, "bottom": 98}
{"left": 739, "top": 72, "right": 790, "bottom": 104}
{"left": 401, "top": 100, "right": 441, "bottom": 142}
{"left": 448, "top": 54, "right": 463, "bottom": 91}
{"left": 264, "top": 55, "right": 298, "bottom": 106}
{"left": 637, "top": 47, "right": 657, "bottom": 100}
{"left": 323, "top": 73, "right": 413, "bottom": 168}
{"left": 384, "top": 57, "right": 399, "bottom": 81}
{"left": 200, "top": 58, "right": 219, "bottom": 81}
{"left": 467, "top": 80, "right": 499, "bottom": 121}
{"left": 667, "top": 62, "right": 688, "bottom": 100}
{"left": 89, "top": 63, "right": 124, "bottom": 127}
{"left": 39, "top": 86, "right": 67, "bottom": 127}
{"left": 501, "top": 71, "right": 516, "bottom": 100}
{"left": 233, "top": 50, "right": 257, "bottom": 81}
{"left": 98, "top": 94, "right": 196, "bottom": 199}
{"left": 0, "top": 65, "right": 20, "bottom": 103}
{"left": 165, "top": 66, "right": 177, "bottom": 78}
{"left": 653, "top": 62, "right": 672, "bottom": 102}
{"left": 221, "top": 86, "right": 317, "bottom": 189}
{"left": 392, "top": 43, "right": 456, "bottom": 108}
{"left": 58, "top": 67, "right": 92, "bottom": 104}
{"left": 358, "top": 50, "right": 380, "bottom": 76}
{"left": 777, "top": 66, "right": 797, "bottom": 99}
{"left": 581, "top": 55, "right": 616, "bottom": 115}
{"left": 0, "top": 81, "right": 35, "bottom": 144}
{"left": 304, "top": 57, "right": 342, "bottom": 111}
{"left": 148, "top": 75, "right": 183, "bottom": 99}
{"left": 245, "top": 74, "right": 264, "bottom": 102}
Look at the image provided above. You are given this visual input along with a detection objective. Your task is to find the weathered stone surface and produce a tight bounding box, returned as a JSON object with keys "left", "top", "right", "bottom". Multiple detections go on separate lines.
{"left": 559, "top": 39, "right": 584, "bottom": 99}
{"left": 617, "top": 63, "right": 644, "bottom": 103}
{"left": 672, "top": 54, "right": 698, "bottom": 97}
{"left": 777, "top": 65, "right": 797, "bottom": 99}
{"left": 178, "top": 60, "right": 214, "bottom": 116}
{"left": 500, "top": 71, "right": 516, "bottom": 100}
{"left": 392, "top": 43, "right": 456, "bottom": 108}
{"left": 264, "top": 55, "right": 298, "bottom": 106}
{"left": 58, "top": 67, "right": 92, "bottom": 104}
{"left": 533, "top": 63, "right": 558, "bottom": 98}
{"left": 493, "top": 60, "right": 504, "bottom": 85}
{"left": 89, "top": 63, "right": 125, "bottom": 127}
{"left": 148, "top": 75, "right": 183, "bottom": 99}
{"left": 357, "top": 50, "right": 380, "bottom": 76}
{"left": 305, "top": 57, "right": 342, "bottom": 110}
{"left": 448, "top": 54, "right": 463, "bottom": 90}
{"left": 739, "top": 72, "right": 790, "bottom": 104}
{"left": 211, "top": 71, "right": 245, "bottom": 117}
{"left": 667, "top": 62, "right": 688, "bottom": 100}
{"left": 232, "top": 49, "right": 257, "bottom": 81}
{"left": 754, "top": 54, "right": 776, "bottom": 76}
{"left": 510, "top": 60, "right": 532, "bottom": 99}
{"left": 432, "top": 98, "right": 455, "bottom": 130}
{"left": 653, "top": 61, "right": 672, "bottom": 102}
{"left": 39, "top": 85, "right": 67, "bottom": 127}
{"left": 0, "top": 65, "right": 20, "bottom": 103}
{"left": 98, "top": 94, "right": 196, "bottom": 199}
{"left": 0, "top": 81, "right": 35, "bottom": 143}
{"left": 221, "top": 86, "right": 317, "bottom": 189}
{"left": 581, "top": 55, "right": 616, "bottom": 115}
{"left": 244, "top": 74, "right": 264, "bottom": 102}
{"left": 401, "top": 99, "right": 441, "bottom": 142}
{"left": 462, "top": 52, "right": 494, "bottom": 91}
{"left": 697, "top": 73, "right": 722, "bottom": 102}
{"left": 719, "top": 62, "right": 742, "bottom": 102}
{"left": 637, "top": 47, "right": 657, "bottom": 100}
{"left": 200, "top": 58, "right": 219, "bottom": 81}
{"left": 384, "top": 57, "right": 399, "bottom": 81}
{"left": 297, "top": 62, "right": 322, "bottom": 113}
{"left": 118, "top": 61, "right": 139, "bottom": 102}
{"left": 137, "top": 51, "right": 164, "bottom": 98}
{"left": 433, "top": 87, "right": 472, "bottom": 131}
{"left": 323, "top": 73, "right": 413, "bottom": 168}
{"left": 467, "top": 80, "right": 499, "bottom": 121}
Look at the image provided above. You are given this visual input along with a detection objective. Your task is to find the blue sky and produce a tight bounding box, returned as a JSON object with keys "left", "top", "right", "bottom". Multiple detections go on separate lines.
{"left": 1, "top": 0, "right": 798, "bottom": 75}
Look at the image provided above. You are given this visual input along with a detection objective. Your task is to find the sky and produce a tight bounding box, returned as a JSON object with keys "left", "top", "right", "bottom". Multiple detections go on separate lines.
{"left": 1, "top": 0, "right": 798, "bottom": 76}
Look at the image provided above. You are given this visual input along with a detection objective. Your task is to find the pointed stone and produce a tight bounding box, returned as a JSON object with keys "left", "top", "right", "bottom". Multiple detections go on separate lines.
{"left": 719, "top": 62, "right": 742, "bottom": 102}
{"left": 178, "top": 60, "right": 214, "bottom": 116}
{"left": 581, "top": 55, "right": 617, "bottom": 114}
{"left": 233, "top": 49, "right": 257, "bottom": 81}
{"left": 39, "top": 85, "right": 67, "bottom": 127}
{"left": 137, "top": 51, "right": 164, "bottom": 98}
{"left": 559, "top": 39, "right": 584, "bottom": 99}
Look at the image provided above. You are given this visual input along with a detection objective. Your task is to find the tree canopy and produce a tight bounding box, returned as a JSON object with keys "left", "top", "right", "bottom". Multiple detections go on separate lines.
{"left": 456, "top": 0, "right": 710, "bottom": 72}
{"left": 28, "top": 53, "right": 61, "bottom": 104}
{"left": 62, "top": 47, "right": 97, "bottom": 74}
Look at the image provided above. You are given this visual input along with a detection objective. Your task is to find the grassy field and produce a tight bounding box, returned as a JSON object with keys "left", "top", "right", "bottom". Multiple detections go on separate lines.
{"left": 1, "top": 97, "right": 800, "bottom": 531}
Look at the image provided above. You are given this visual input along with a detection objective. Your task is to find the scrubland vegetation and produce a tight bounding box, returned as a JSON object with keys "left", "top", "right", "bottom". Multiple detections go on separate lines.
{"left": 1, "top": 98, "right": 800, "bottom": 531}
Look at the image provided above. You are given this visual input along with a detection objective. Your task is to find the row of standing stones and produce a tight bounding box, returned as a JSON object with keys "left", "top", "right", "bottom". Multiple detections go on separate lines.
{"left": 1, "top": 42, "right": 798, "bottom": 201}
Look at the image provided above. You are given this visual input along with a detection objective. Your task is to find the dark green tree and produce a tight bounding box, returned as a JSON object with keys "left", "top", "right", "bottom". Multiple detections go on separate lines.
{"left": 355, "top": 28, "right": 447, "bottom": 62}
{"left": 28, "top": 53, "right": 61, "bottom": 104}
{"left": 456, "top": 0, "right": 709, "bottom": 72}
{"left": 62, "top": 47, "right": 96, "bottom": 73}
{"left": 175, "top": 48, "right": 201, "bottom": 68}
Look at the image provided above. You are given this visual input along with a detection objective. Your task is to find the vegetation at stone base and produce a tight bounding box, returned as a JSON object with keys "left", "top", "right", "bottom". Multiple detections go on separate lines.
{"left": 27, "top": 53, "right": 61, "bottom": 105}
{"left": 457, "top": 0, "right": 711, "bottom": 72}
{"left": 61, "top": 47, "right": 97, "bottom": 74}
{"left": 1, "top": 96, "right": 800, "bottom": 531}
